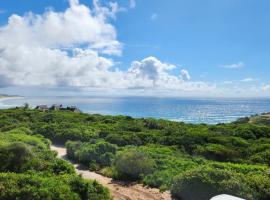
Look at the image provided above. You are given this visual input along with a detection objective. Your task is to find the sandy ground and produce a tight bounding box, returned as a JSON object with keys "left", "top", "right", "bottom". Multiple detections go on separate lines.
{"left": 51, "top": 144, "right": 172, "bottom": 200}
{"left": 249, "top": 113, "right": 270, "bottom": 124}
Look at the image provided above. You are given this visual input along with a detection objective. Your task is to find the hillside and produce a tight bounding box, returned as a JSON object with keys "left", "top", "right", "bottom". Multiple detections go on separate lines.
{"left": 0, "top": 124, "right": 110, "bottom": 199}
{"left": 249, "top": 113, "right": 270, "bottom": 125}
{"left": 0, "top": 108, "right": 269, "bottom": 200}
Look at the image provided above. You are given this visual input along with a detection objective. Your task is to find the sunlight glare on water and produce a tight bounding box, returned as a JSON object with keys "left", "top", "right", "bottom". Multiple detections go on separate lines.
{"left": 1, "top": 96, "right": 270, "bottom": 124}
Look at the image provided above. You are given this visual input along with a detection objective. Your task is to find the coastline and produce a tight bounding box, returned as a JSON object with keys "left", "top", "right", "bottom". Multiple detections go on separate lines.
{"left": 0, "top": 96, "right": 23, "bottom": 101}
{"left": 0, "top": 96, "right": 270, "bottom": 124}
{"left": 0, "top": 96, "right": 24, "bottom": 108}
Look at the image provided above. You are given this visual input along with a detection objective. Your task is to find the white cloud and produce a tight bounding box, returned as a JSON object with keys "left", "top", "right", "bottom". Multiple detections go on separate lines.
{"left": 180, "top": 69, "right": 190, "bottom": 81}
{"left": 262, "top": 85, "right": 270, "bottom": 92}
{"left": 0, "top": 0, "right": 122, "bottom": 55}
{"left": 129, "top": 0, "right": 136, "bottom": 8}
{"left": 128, "top": 57, "right": 175, "bottom": 82}
{"left": 0, "top": 0, "right": 121, "bottom": 87}
{"left": 241, "top": 78, "right": 254, "bottom": 82}
{"left": 150, "top": 13, "right": 158, "bottom": 20}
{"left": 127, "top": 56, "right": 177, "bottom": 88}
{"left": 0, "top": 0, "right": 214, "bottom": 95}
{"left": 125, "top": 57, "right": 211, "bottom": 92}
{"left": 93, "top": 0, "right": 125, "bottom": 20}
{"left": 0, "top": 46, "right": 115, "bottom": 87}
{"left": 220, "top": 62, "right": 244, "bottom": 69}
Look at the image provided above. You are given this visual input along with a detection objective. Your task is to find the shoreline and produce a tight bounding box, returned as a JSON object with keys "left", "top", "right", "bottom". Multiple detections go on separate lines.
{"left": 0, "top": 96, "right": 23, "bottom": 101}
{"left": 0, "top": 96, "right": 269, "bottom": 125}
{"left": 0, "top": 96, "right": 24, "bottom": 108}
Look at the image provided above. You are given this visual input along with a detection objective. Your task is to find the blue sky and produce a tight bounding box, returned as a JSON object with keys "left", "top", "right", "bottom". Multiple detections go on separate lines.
{"left": 0, "top": 0, "right": 270, "bottom": 97}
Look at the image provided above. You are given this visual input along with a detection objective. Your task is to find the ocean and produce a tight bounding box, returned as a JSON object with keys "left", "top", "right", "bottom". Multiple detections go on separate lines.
{"left": 1, "top": 96, "right": 270, "bottom": 124}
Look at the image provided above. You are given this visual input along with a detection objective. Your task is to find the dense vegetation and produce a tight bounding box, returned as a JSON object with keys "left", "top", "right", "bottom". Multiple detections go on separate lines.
{"left": 66, "top": 140, "right": 117, "bottom": 170}
{"left": 0, "top": 108, "right": 269, "bottom": 200}
{"left": 0, "top": 124, "right": 110, "bottom": 199}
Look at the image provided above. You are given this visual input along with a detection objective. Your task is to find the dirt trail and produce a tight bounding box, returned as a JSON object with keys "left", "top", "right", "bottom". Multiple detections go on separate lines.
{"left": 51, "top": 144, "right": 172, "bottom": 200}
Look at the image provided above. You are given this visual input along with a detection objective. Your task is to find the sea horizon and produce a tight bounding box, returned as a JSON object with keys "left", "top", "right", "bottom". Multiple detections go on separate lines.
{"left": 1, "top": 96, "right": 270, "bottom": 124}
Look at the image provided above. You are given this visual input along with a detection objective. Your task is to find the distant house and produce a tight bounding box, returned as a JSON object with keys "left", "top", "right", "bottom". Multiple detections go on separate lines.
{"left": 67, "top": 106, "right": 81, "bottom": 113}
{"left": 35, "top": 105, "right": 49, "bottom": 112}
{"left": 50, "top": 104, "right": 62, "bottom": 111}
{"left": 210, "top": 194, "right": 245, "bottom": 200}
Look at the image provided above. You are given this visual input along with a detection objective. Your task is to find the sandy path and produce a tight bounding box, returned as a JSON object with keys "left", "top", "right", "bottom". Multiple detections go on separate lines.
{"left": 51, "top": 144, "right": 172, "bottom": 200}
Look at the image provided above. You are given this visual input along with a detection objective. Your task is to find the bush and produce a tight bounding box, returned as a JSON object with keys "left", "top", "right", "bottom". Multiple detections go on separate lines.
{"left": 68, "top": 175, "right": 111, "bottom": 200}
{"left": 105, "top": 133, "right": 143, "bottom": 146}
{"left": 66, "top": 141, "right": 82, "bottom": 160}
{"left": 0, "top": 173, "right": 80, "bottom": 200}
{"left": 49, "top": 158, "right": 75, "bottom": 175}
{"left": 0, "top": 142, "right": 33, "bottom": 173}
{"left": 113, "top": 149, "right": 155, "bottom": 180}
{"left": 0, "top": 173, "right": 111, "bottom": 200}
{"left": 247, "top": 172, "right": 270, "bottom": 200}
{"left": 144, "top": 119, "right": 163, "bottom": 130}
{"left": 249, "top": 150, "right": 270, "bottom": 165}
{"left": 171, "top": 167, "right": 255, "bottom": 200}
{"left": 194, "top": 144, "right": 240, "bottom": 162}
{"left": 0, "top": 108, "right": 269, "bottom": 198}
{"left": 66, "top": 140, "right": 118, "bottom": 169}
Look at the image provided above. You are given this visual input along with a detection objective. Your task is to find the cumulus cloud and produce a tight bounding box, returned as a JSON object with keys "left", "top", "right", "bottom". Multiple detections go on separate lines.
{"left": 180, "top": 69, "right": 191, "bottom": 81}
{"left": 0, "top": 0, "right": 122, "bottom": 55}
{"left": 0, "top": 0, "right": 120, "bottom": 87}
{"left": 128, "top": 57, "right": 175, "bottom": 84}
{"left": 220, "top": 62, "right": 244, "bottom": 69}
{"left": 0, "top": 0, "right": 213, "bottom": 95}
{"left": 262, "top": 85, "right": 270, "bottom": 92}
{"left": 0, "top": 46, "right": 115, "bottom": 87}
{"left": 125, "top": 57, "right": 212, "bottom": 92}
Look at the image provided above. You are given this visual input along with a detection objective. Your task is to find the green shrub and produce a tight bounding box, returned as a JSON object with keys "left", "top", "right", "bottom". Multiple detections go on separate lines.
{"left": 0, "top": 173, "right": 111, "bottom": 200}
{"left": 0, "top": 108, "right": 269, "bottom": 199}
{"left": 194, "top": 144, "right": 240, "bottom": 162}
{"left": 66, "top": 141, "right": 82, "bottom": 160}
{"left": 0, "top": 142, "right": 33, "bottom": 173}
{"left": 113, "top": 149, "right": 155, "bottom": 180}
{"left": 249, "top": 150, "right": 270, "bottom": 165}
{"left": 68, "top": 175, "right": 111, "bottom": 200}
{"left": 0, "top": 130, "right": 49, "bottom": 150}
{"left": 144, "top": 119, "right": 163, "bottom": 130}
{"left": 247, "top": 172, "right": 270, "bottom": 200}
{"left": 171, "top": 167, "right": 255, "bottom": 200}
{"left": 49, "top": 158, "right": 75, "bottom": 175}
{"left": 66, "top": 140, "right": 118, "bottom": 169}
{"left": 0, "top": 173, "right": 80, "bottom": 200}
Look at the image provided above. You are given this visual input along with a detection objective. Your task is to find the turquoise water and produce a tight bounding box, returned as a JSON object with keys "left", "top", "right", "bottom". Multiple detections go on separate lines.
{"left": 1, "top": 96, "right": 270, "bottom": 124}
